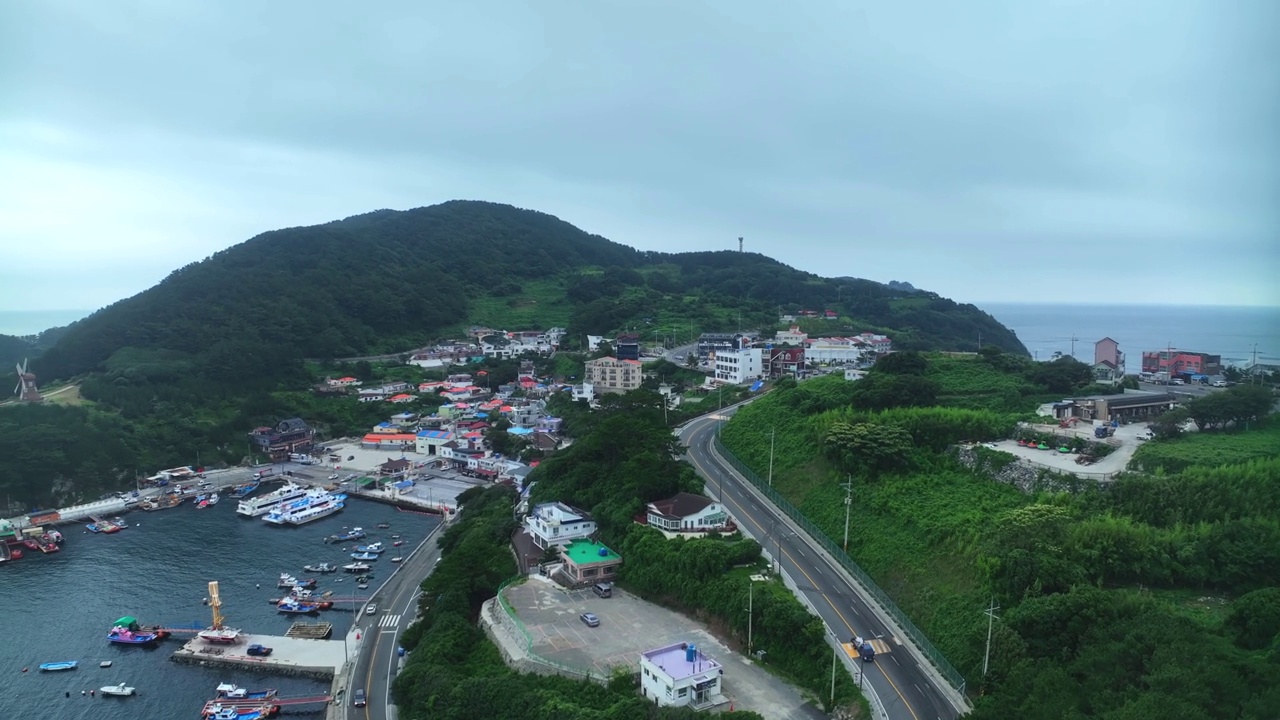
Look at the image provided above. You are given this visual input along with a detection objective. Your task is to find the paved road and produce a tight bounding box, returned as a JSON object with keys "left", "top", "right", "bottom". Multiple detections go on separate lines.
{"left": 348, "top": 519, "right": 445, "bottom": 720}
{"left": 680, "top": 411, "right": 964, "bottom": 720}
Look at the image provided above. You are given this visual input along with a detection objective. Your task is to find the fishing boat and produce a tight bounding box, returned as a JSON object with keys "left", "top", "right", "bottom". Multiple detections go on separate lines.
{"left": 99, "top": 682, "right": 136, "bottom": 696}
{"left": 198, "top": 581, "right": 242, "bottom": 644}
{"left": 236, "top": 482, "right": 307, "bottom": 518}
{"left": 392, "top": 540, "right": 405, "bottom": 547}
{"left": 350, "top": 552, "right": 379, "bottom": 561}
{"left": 355, "top": 542, "right": 385, "bottom": 554}
{"left": 107, "top": 617, "right": 169, "bottom": 644}
{"left": 376, "top": 523, "right": 390, "bottom": 529}
{"left": 277, "top": 573, "right": 317, "bottom": 589}
{"left": 276, "top": 597, "right": 332, "bottom": 614}
{"left": 204, "top": 702, "right": 278, "bottom": 720}
{"left": 207, "top": 492, "right": 220, "bottom": 505}
{"left": 85, "top": 517, "right": 120, "bottom": 534}
{"left": 326, "top": 526, "right": 366, "bottom": 543}
{"left": 229, "top": 480, "right": 260, "bottom": 499}
{"left": 38, "top": 661, "right": 78, "bottom": 671}
{"left": 99, "top": 661, "right": 113, "bottom": 668}
{"left": 303, "top": 562, "right": 337, "bottom": 574}
{"left": 342, "top": 562, "right": 371, "bottom": 573}
{"left": 195, "top": 494, "right": 208, "bottom": 504}
{"left": 215, "top": 683, "right": 278, "bottom": 700}
{"left": 357, "top": 583, "right": 369, "bottom": 590}
{"left": 390, "top": 556, "right": 403, "bottom": 563}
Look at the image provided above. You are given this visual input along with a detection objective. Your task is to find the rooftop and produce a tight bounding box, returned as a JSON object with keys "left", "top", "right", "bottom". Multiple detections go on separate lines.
{"left": 642, "top": 643, "right": 722, "bottom": 682}
{"left": 562, "top": 539, "right": 620, "bottom": 566}
{"left": 647, "top": 492, "right": 715, "bottom": 519}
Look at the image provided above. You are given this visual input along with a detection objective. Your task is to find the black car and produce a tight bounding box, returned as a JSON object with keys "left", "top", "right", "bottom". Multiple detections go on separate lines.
{"left": 353, "top": 688, "right": 366, "bottom": 707}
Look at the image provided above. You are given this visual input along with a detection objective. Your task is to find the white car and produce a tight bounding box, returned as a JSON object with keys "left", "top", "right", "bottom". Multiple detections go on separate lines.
{"left": 1212, "top": 380, "right": 1228, "bottom": 388}
{"left": 365, "top": 604, "right": 378, "bottom": 616}
{"left": 328, "top": 474, "right": 339, "bottom": 480}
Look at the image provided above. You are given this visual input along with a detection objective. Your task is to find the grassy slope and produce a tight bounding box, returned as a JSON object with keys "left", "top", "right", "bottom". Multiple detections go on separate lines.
{"left": 1130, "top": 419, "right": 1280, "bottom": 473}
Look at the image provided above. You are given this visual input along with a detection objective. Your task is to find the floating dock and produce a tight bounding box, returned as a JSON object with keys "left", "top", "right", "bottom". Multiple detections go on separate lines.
{"left": 171, "top": 633, "right": 347, "bottom": 680}
{"left": 286, "top": 622, "right": 333, "bottom": 639}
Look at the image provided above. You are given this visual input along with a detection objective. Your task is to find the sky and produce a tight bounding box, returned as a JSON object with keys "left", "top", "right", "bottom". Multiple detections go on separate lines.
{"left": 2, "top": 0, "right": 1278, "bottom": 317}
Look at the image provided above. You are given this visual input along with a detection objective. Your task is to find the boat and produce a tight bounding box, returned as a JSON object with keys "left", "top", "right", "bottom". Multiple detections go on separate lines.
{"left": 376, "top": 523, "right": 390, "bottom": 529}
{"left": 195, "top": 493, "right": 208, "bottom": 504}
{"left": 38, "top": 661, "right": 78, "bottom": 671}
{"left": 264, "top": 490, "right": 346, "bottom": 526}
{"left": 277, "top": 573, "right": 317, "bottom": 589}
{"left": 303, "top": 562, "right": 337, "bottom": 574}
{"left": 141, "top": 493, "right": 184, "bottom": 511}
{"left": 392, "top": 540, "right": 404, "bottom": 547}
{"left": 326, "top": 526, "right": 366, "bottom": 543}
{"left": 350, "top": 552, "right": 379, "bottom": 561}
{"left": 236, "top": 482, "right": 308, "bottom": 518}
{"left": 342, "top": 562, "right": 371, "bottom": 573}
{"left": 207, "top": 492, "right": 220, "bottom": 505}
{"left": 99, "top": 661, "right": 113, "bottom": 668}
{"left": 204, "top": 702, "right": 278, "bottom": 720}
{"left": 357, "top": 583, "right": 369, "bottom": 590}
{"left": 390, "top": 556, "right": 403, "bottom": 563}
{"left": 229, "top": 481, "right": 260, "bottom": 498}
{"left": 99, "top": 682, "right": 136, "bottom": 696}
{"left": 276, "top": 597, "right": 332, "bottom": 614}
{"left": 356, "top": 542, "right": 385, "bottom": 554}
{"left": 47, "top": 530, "right": 65, "bottom": 543}
{"left": 216, "top": 683, "right": 278, "bottom": 699}
{"left": 107, "top": 616, "right": 169, "bottom": 644}
{"left": 198, "top": 627, "right": 242, "bottom": 643}
{"left": 86, "top": 517, "right": 120, "bottom": 534}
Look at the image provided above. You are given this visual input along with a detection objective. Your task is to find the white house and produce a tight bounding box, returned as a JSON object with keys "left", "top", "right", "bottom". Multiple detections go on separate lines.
{"left": 358, "top": 389, "right": 387, "bottom": 403}
{"left": 572, "top": 381, "right": 595, "bottom": 404}
{"left": 525, "top": 502, "right": 596, "bottom": 550}
{"left": 713, "top": 347, "right": 763, "bottom": 385}
{"left": 774, "top": 325, "right": 808, "bottom": 345}
{"left": 804, "top": 337, "right": 865, "bottom": 364}
{"left": 640, "top": 642, "right": 725, "bottom": 710}
{"left": 327, "top": 376, "right": 362, "bottom": 387}
{"left": 645, "top": 493, "right": 728, "bottom": 531}
{"left": 857, "top": 333, "right": 893, "bottom": 355}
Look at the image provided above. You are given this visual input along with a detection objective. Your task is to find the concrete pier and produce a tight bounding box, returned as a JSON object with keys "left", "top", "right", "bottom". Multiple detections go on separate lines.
{"left": 171, "top": 633, "right": 347, "bottom": 680}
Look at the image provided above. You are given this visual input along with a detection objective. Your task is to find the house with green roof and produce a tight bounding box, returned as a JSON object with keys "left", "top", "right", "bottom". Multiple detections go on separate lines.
{"left": 560, "top": 539, "right": 622, "bottom": 585}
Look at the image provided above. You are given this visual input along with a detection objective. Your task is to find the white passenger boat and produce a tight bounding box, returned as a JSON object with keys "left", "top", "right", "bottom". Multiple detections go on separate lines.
{"left": 236, "top": 482, "right": 307, "bottom": 517}
{"left": 100, "top": 682, "right": 136, "bottom": 696}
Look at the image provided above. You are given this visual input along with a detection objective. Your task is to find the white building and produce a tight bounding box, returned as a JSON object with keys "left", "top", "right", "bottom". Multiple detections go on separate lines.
{"left": 572, "top": 381, "right": 595, "bottom": 404}
{"left": 525, "top": 502, "right": 596, "bottom": 550}
{"left": 713, "top": 347, "right": 763, "bottom": 385}
{"left": 640, "top": 643, "right": 725, "bottom": 710}
{"left": 804, "top": 337, "right": 866, "bottom": 364}
{"left": 584, "top": 356, "right": 643, "bottom": 394}
{"left": 857, "top": 333, "right": 893, "bottom": 354}
{"left": 843, "top": 368, "right": 867, "bottom": 382}
{"left": 774, "top": 325, "right": 808, "bottom": 345}
{"left": 358, "top": 389, "right": 387, "bottom": 403}
{"left": 645, "top": 493, "right": 728, "bottom": 532}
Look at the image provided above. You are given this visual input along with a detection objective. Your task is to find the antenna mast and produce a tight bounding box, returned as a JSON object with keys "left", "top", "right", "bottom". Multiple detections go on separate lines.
{"left": 738, "top": 236, "right": 743, "bottom": 253}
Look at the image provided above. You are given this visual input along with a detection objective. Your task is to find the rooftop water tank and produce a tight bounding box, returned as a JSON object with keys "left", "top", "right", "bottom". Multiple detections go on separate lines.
{"left": 686, "top": 644, "right": 697, "bottom": 663}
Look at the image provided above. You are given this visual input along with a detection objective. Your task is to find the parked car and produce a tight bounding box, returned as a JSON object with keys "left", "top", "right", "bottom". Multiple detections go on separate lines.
{"left": 580, "top": 612, "right": 600, "bottom": 628}
{"left": 352, "top": 688, "right": 366, "bottom": 707}
{"left": 246, "top": 644, "right": 272, "bottom": 657}
{"left": 1212, "top": 380, "right": 1228, "bottom": 387}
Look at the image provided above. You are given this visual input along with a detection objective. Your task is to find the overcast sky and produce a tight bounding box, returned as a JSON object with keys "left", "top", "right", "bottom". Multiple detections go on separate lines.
{"left": 2, "top": 0, "right": 1277, "bottom": 316}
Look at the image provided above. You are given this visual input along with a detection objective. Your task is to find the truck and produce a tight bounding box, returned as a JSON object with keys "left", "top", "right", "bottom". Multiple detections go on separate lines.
{"left": 252, "top": 468, "right": 275, "bottom": 481}
{"left": 1094, "top": 425, "right": 1116, "bottom": 439}
{"left": 852, "top": 636, "right": 876, "bottom": 662}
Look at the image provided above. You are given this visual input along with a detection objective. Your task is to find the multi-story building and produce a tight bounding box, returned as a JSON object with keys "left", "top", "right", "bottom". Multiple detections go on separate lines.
{"left": 615, "top": 333, "right": 641, "bottom": 362}
{"left": 696, "top": 333, "right": 751, "bottom": 362}
{"left": 763, "top": 346, "right": 806, "bottom": 378}
{"left": 584, "top": 356, "right": 643, "bottom": 394}
{"left": 640, "top": 643, "right": 725, "bottom": 710}
{"left": 773, "top": 326, "right": 808, "bottom": 345}
{"left": 1141, "top": 350, "right": 1222, "bottom": 378}
{"left": 525, "top": 502, "right": 596, "bottom": 550}
{"left": 713, "top": 347, "right": 763, "bottom": 385}
{"left": 1093, "top": 337, "right": 1126, "bottom": 381}
{"left": 559, "top": 539, "right": 622, "bottom": 584}
{"left": 247, "top": 418, "right": 315, "bottom": 461}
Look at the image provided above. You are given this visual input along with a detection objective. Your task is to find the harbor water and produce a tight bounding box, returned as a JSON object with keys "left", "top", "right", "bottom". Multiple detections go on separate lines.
{"left": 0, "top": 497, "right": 440, "bottom": 719}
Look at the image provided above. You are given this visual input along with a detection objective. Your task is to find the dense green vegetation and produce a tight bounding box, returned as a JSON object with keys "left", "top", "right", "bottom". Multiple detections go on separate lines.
{"left": 526, "top": 395, "right": 862, "bottom": 713}
{"left": 720, "top": 366, "right": 1280, "bottom": 718}
{"left": 1, "top": 201, "right": 1027, "bottom": 506}
{"left": 1133, "top": 418, "right": 1280, "bottom": 473}
{"left": 392, "top": 485, "right": 767, "bottom": 720}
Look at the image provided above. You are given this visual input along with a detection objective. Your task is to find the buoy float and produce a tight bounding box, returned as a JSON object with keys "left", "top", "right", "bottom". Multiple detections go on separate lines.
{"left": 22, "top": 668, "right": 28, "bottom": 673}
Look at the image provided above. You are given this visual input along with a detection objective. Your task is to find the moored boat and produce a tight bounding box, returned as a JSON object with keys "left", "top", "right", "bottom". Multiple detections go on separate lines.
{"left": 303, "top": 562, "right": 337, "bottom": 574}
{"left": 229, "top": 480, "right": 260, "bottom": 498}
{"left": 207, "top": 492, "right": 220, "bottom": 505}
{"left": 350, "top": 552, "right": 378, "bottom": 561}
{"left": 198, "top": 626, "right": 242, "bottom": 644}
{"left": 355, "top": 542, "right": 385, "bottom": 554}
{"left": 107, "top": 616, "right": 169, "bottom": 644}
{"left": 38, "top": 661, "right": 78, "bottom": 671}
{"left": 276, "top": 597, "right": 332, "bottom": 614}
{"left": 99, "top": 682, "right": 136, "bottom": 696}
{"left": 326, "top": 526, "right": 366, "bottom": 543}
{"left": 342, "top": 562, "right": 371, "bottom": 573}
{"left": 99, "top": 661, "right": 112, "bottom": 668}
{"left": 277, "top": 573, "right": 317, "bottom": 588}
{"left": 236, "top": 482, "right": 307, "bottom": 518}
{"left": 215, "top": 682, "right": 278, "bottom": 699}
{"left": 390, "top": 556, "right": 403, "bottom": 563}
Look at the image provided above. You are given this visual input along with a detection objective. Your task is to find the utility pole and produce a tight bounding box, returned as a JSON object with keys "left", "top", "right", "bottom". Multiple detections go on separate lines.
{"left": 830, "top": 637, "right": 838, "bottom": 704}
{"left": 983, "top": 597, "right": 1000, "bottom": 679}
{"left": 841, "top": 476, "right": 854, "bottom": 552}
{"left": 747, "top": 580, "right": 754, "bottom": 655}
{"left": 1252, "top": 343, "right": 1259, "bottom": 384}
{"left": 977, "top": 331, "right": 982, "bottom": 351}
{"left": 1070, "top": 334, "right": 1079, "bottom": 359}
{"left": 768, "top": 428, "right": 776, "bottom": 487}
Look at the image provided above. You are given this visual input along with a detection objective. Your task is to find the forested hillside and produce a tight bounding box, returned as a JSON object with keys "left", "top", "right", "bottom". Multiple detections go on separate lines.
{"left": 720, "top": 358, "right": 1280, "bottom": 718}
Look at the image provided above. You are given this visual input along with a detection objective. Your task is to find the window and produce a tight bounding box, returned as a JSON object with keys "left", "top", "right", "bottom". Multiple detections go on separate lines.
{"left": 678, "top": 687, "right": 688, "bottom": 697}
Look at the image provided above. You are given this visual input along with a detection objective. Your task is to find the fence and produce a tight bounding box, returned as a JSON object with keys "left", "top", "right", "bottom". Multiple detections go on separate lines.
{"left": 712, "top": 436, "right": 969, "bottom": 695}
{"left": 492, "top": 576, "right": 602, "bottom": 682}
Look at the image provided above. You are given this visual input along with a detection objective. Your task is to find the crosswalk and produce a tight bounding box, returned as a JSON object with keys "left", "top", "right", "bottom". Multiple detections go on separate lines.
{"left": 378, "top": 614, "right": 401, "bottom": 628}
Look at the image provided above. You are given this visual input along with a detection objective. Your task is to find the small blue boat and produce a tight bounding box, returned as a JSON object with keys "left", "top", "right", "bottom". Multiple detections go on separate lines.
{"left": 350, "top": 552, "right": 378, "bottom": 561}
{"left": 38, "top": 661, "right": 78, "bottom": 671}
{"left": 229, "top": 481, "right": 260, "bottom": 498}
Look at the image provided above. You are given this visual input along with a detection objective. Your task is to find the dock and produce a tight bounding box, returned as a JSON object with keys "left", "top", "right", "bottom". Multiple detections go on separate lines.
{"left": 286, "top": 622, "right": 333, "bottom": 639}
{"left": 171, "top": 633, "right": 347, "bottom": 680}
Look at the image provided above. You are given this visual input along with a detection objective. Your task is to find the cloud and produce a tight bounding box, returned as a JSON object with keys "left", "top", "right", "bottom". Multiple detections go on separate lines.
{"left": 1, "top": 0, "right": 1277, "bottom": 314}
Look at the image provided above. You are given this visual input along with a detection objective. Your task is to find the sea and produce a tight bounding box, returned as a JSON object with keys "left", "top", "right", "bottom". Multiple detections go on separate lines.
{"left": 0, "top": 498, "right": 439, "bottom": 720}
{"left": 0, "top": 310, "right": 93, "bottom": 337}
{"left": 981, "top": 303, "right": 1280, "bottom": 368}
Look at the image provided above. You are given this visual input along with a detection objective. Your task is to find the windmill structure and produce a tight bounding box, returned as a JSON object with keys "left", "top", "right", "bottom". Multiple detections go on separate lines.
{"left": 14, "top": 359, "right": 42, "bottom": 403}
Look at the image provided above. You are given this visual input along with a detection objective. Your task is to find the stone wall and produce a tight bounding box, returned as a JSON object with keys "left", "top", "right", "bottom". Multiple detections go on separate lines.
{"left": 951, "top": 446, "right": 1090, "bottom": 493}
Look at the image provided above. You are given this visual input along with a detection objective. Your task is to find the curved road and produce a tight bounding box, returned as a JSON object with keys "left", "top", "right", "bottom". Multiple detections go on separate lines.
{"left": 680, "top": 410, "right": 965, "bottom": 720}
{"left": 347, "top": 517, "right": 446, "bottom": 720}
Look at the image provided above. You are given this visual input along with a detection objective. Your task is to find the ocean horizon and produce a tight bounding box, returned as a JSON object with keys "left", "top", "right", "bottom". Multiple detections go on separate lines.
{"left": 980, "top": 303, "right": 1280, "bottom": 368}
{"left": 0, "top": 310, "right": 93, "bottom": 336}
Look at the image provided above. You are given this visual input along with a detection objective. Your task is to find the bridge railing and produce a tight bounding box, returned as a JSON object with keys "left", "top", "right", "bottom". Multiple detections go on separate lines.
{"left": 712, "top": 435, "right": 968, "bottom": 696}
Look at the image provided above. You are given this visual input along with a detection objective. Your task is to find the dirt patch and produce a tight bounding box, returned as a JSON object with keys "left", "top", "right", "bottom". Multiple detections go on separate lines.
{"left": 42, "top": 384, "right": 90, "bottom": 407}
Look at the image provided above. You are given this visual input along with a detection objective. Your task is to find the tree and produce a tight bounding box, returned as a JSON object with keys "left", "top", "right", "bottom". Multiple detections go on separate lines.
{"left": 824, "top": 421, "right": 915, "bottom": 474}
{"left": 1225, "top": 587, "right": 1280, "bottom": 650}
{"left": 875, "top": 350, "right": 928, "bottom": 376}
{"left": 1149, "top": 407, "right": 1190, "bottom": 439}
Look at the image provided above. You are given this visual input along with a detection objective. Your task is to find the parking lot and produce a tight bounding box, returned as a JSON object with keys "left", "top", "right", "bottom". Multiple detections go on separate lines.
{"left": 502, "top": 578, "right": 825, "bottom": 720}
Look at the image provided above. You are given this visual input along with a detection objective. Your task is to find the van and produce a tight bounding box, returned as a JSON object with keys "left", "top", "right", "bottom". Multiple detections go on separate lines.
{"left": 592, "top": 582, "right": 613, "bottom": 598}
{"left": 352, "top": 688, "right": 366, "bottom": 707}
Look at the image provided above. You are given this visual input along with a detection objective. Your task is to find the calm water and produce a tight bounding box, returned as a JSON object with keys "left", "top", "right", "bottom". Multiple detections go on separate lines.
{"left": 982, "top": 303, "right": 1280, "bottom": 367}
{"left": 0, "top": 310, "right": 92, "bottom": 336}
{"left": 0, "top": 498, "right": 439, "bottom": 720}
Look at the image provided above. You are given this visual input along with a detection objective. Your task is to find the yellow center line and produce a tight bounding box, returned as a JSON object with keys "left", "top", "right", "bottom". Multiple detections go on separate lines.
{"left": 687, "top": 421, "right": 921, "bottom": 720}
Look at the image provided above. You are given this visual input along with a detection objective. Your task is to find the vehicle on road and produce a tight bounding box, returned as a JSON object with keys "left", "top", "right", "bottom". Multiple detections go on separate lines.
{"left": 580, "top": 612, "right": 600, "bottom": 627}
{"left": 365, "top": 604, "right": 378, "bottom": 616}
{"left": 352, "top": 688, "right": 366, "bottom": 707}
{"left": 246, "top": 644, "right": 272, "bottom": 656}
{"left": 1212, "top": 380, "right": 1228, "bottom": 387}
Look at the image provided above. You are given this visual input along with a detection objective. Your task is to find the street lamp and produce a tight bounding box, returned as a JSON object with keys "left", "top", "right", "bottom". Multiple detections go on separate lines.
{"left": 840, "top": 476, "right": 854, "bottom": 552}
{"left": 768, "top": 428, "right": 775, "bottom": 487}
